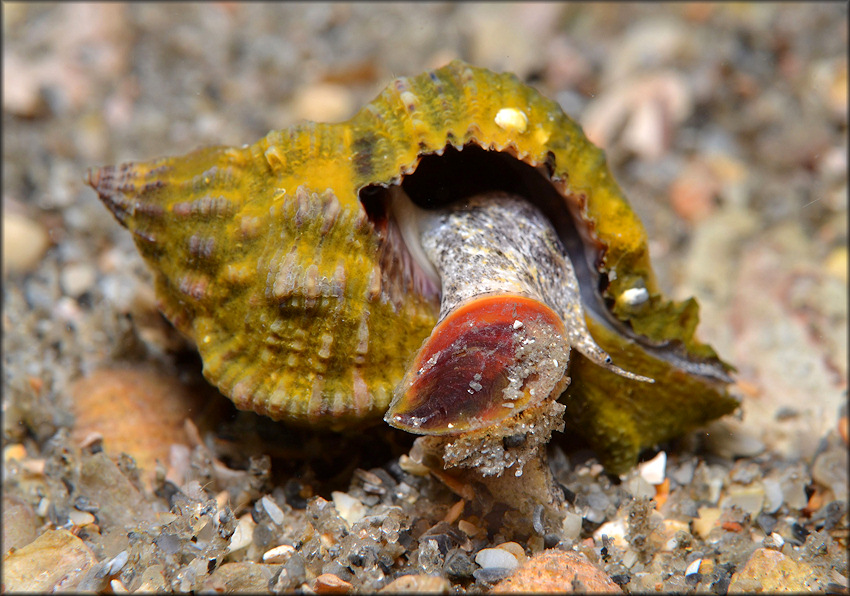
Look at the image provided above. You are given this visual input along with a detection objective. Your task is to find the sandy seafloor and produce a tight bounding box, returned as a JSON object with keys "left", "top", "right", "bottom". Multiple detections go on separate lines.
{"left": 2, "top": 3, "right": 847, "bottom": 593}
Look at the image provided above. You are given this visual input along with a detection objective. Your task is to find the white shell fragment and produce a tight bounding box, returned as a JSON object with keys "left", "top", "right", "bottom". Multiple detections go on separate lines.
{"left": 593, "top": 518, "right": 628, "bottom": 547}
{"left": 227, "top": 515, "right": 256, "bottom": 554}
{"left": 638, "top": 451, "right": 667, "bottom": 485}
{"left": 685, "top": 558, "right": 702, "bottom": 576}
{"left": 475, "top": 547, "right": 519, "bottom": 570}
{"left": 620, "top": 286, "right": 649, "bottom": 306}
{"left": 494, "top": 107, "right": 528, "bottom": 133}
{"left": 263, "top": 544, "right": 296, "bottom": 564}
{"left": 332, "top": 491, "right": 366, "bottom": 526}
{"left": 261, "top": 495, "right": 285, "bottom": 526}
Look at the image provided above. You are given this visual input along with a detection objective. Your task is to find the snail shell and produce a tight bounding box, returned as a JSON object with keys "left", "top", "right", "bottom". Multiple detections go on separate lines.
{"left": 87, "top": 60, "right": 737, "bottom": 473}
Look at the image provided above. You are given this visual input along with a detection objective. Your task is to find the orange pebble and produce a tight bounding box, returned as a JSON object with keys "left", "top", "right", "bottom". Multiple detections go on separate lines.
{"left": 654, "top": 478, "right": 671, "bottom": 509}
{"left": 733, "top": 379, "right": 761, "bottom": 399}
{"left": 803, "top": 488, "right": 825, "bottom": 516}
{"left": 669, "top": 162, "right": 718, "bottom": 224}
{"left": 314, "top": 573, "right": 352, "bottom": 594}
{"left": 27, "top": 376, "right": 44, "bottom": 394}
{"left": 70, "top": 366, "right": 205, "bottom": 483}
{"left": 430, "top": 469, "right": 475, "bottom": 502}
{"left": 442, "top": 499, "right": 465, "bottom": 524}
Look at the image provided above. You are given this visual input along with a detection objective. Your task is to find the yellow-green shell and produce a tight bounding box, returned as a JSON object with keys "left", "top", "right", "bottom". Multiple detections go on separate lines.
{"left": 88, "top": 60, "right": 737, "bottom": 470}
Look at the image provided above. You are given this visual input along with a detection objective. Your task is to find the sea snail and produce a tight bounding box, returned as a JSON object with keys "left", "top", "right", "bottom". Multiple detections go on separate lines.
{"left": 87, "top": 61, "right": 737, "bottom": 474}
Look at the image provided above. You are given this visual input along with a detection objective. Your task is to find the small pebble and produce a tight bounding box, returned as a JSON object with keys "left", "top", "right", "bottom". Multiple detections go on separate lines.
{"left": 458, "top": 519, "right": 482, "bottom": 538}
{"left": 4, "top": 443, "right": 28, "bottom": 462}
{"left": 780, "top": 467, "right": 810, "bottom": 510}
{"left": 593, "top": 518, "right": 627, "bottom": 548}
{"left": 761, "top": 478, "right": 784, "bottom": 514}
{"left": 495, "top": 542, "right": 527, "bottom": 564}
{"left": 669, "top": 460, "right": 695, "bottom": 486}
{"left": 226, "top": 515, "right": 255, "bottom": 554}
{"left": 262, "top": 544, "right": 295, "bottom": 564}
{"left": 641, "top": 453, "right": 670, "bottom": 489}
{"left": 314, "top": 572, "right": 352, "bottom": 594}
{"left": 53, "top": 296, "right": 83, "bottom": 324}
{"left": 2, "top": 495, "right": 40, "bottom": 551}
{"left": 202, "top": 562, "right": 275, "bottom": 593}
{"left": 442, "top": 499, "right": 465, "bottom": 524}
{"left": 154, "top": 532, "right": 180, "bottom": 555}
{"left": 685, "top": 572, "right": 702, "bottom": 586}
{"left": 685, "top": 558, "right": 701, "bottom": 576}
{"left": 379, "top": 574, "right": 451, "bottom": 593}
{"left": 660, "top": 519, "right": 690, "bottom": 549}
{"left": 331, "top": 491, "right": 365, "bottom": 526}
{"left": 532, "top": 504, "right": 545, "bottom": 535}
{"left": 36, "top": 498, "right": 50, "bottom": 518}
{"left": 68, "top": 508, "right": 96, "bottom": 527}
{"left": 69, "top": 367, "right": 204, "bottom": 484}
{"left": 583, "top": 507, "right": 607, "bottom": 524}
{"left": 2, "top": 52, "right": 49, "bottom": 117}
{"left": 2, "top": 529, "right": 97, "bottom": 592}
{"left": 586, "top": 488, "right": 612, "bottom": 512}
{"left": 669, "top": 161, "right": 718, "bottom": 223}
{"left": 491, "top": 549, "right": 621, "bottom": 593}
{"left": 811, "top": 447, "right": 849, "bottom": 502}
{"left": 398, "top": 454, "right": 431, "bottom": 476}
{"left": 475, "top": 547, "right": 519, "bottom": 571}
{"left": 473, "top": 567, "right": 514, "bottom": 584}
{"left": 19, "top": 457, "right": 48, "bottom": 475}
{"left": 560, "top": 511, "right": 583, "bottom": 540}
{"left": 2, "top": 212, "right": 50, "bottom": 275}
{"left": 611, "top": 573, "right": 630, "bottom": 586}
{"left": 60, "top": 262, "right": 96, "bottom": 297}
{"left": 720, "top": 483, "right": 765, "bottom": 517}
{"left": 261, "top": 495, "right": 285, "bottom": 526}
{"left": 292, "top": 82, "right": 354, "bottom": 123}
{"left": 444, "top": 549, "right": 476, "bottom": 580}
{"left": 693, "top": 507, "right": 721, "bottom": 539}
{"left": 790, "top": 522, "right": 810, "bottom": 544}
{"left": 763, "top": 532, "right": 785, "bottom": 549}
{"left": 624, "top": 475, "right": 656, "bottom": 499}
{"left": 728, "top": 548, "right": 822, "bottom": 592}
{"left": 756, "top": 513, "right": 777, "bottom": 535}
{"left": 102, "top": 551, "right": 129, "bottom": 576}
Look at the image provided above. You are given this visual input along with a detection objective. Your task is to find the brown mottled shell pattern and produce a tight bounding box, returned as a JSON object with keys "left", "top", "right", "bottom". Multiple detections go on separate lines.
{"left": 88, "top": 60, "right": 737, "bottom": 472}
{"left": 90, "top": 161, "right": 439, "bottom": 427}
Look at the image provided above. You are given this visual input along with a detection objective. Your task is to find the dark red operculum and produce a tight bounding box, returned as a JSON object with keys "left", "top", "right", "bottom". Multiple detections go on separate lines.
{"left": 385, "top": 294, "right": 570, "bottom": 435}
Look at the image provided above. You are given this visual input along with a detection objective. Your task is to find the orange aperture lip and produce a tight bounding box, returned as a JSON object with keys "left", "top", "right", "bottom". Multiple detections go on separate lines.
{"left": 385, "top": 293, "right": 568, "bottom": 435}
